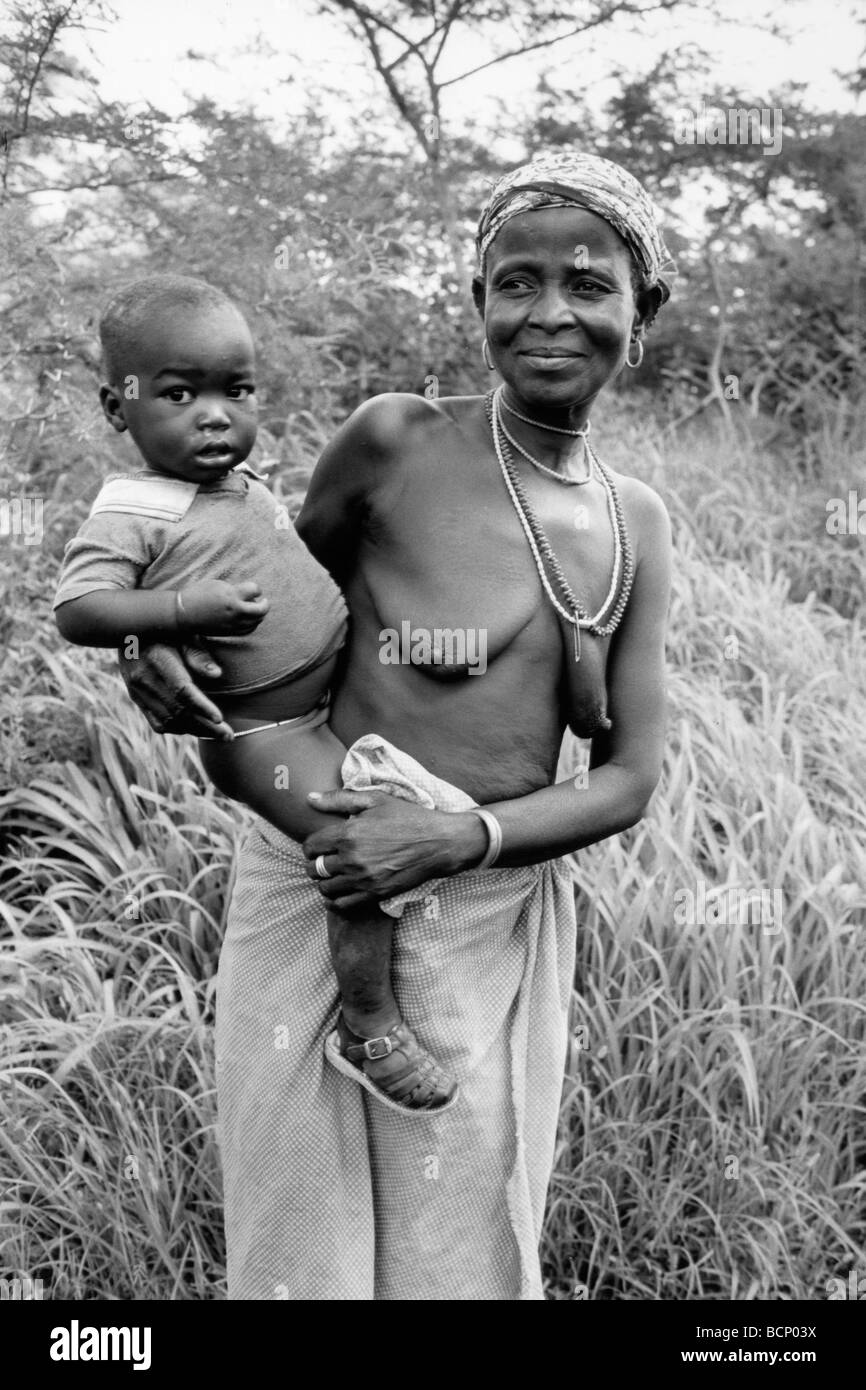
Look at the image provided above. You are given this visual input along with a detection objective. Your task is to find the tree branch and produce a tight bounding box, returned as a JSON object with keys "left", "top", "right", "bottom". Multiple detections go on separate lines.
{"left": 439, "top": 0, "right": 681, "bottom": 88}
{"left": 15, "top": 4, "right": 78, "bottom": 136}
{"left": 7, "top": 171, "right": 189, "bottom": 196}
{"left": 2, "top": 3, "right": 79, "bottom": 194}
{"left": 353, "top": 11, "right": 431, "bottom": 157}
{"left": 430, "top": 0, "right": 467, "bottom": 70}
{"left": 322, "top": 0, "right": 423, "bottom": 64}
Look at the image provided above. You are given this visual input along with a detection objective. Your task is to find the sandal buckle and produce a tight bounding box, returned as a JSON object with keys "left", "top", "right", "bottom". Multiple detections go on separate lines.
{"left": 362, "top": 1035, "right": 394, "bottom": 1061}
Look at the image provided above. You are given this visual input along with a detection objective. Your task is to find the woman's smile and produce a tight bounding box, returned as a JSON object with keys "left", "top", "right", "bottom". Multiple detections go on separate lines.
{"left": 518, "top": 347, "right": 587, "bottom": 370}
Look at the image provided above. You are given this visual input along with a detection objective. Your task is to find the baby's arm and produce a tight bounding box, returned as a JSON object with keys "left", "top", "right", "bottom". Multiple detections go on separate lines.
{"left": 55, "top": 579, "right": 269, "bottom": 647}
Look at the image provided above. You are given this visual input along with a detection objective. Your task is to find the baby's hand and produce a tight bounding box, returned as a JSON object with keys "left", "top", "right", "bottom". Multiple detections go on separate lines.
{"left": 177, "top": 579, "right": 269, "bottom": 635}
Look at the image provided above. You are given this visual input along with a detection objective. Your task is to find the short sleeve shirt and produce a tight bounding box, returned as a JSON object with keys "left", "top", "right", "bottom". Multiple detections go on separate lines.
{"left": 53, "top": 466, "right": 348, "bottom": 694}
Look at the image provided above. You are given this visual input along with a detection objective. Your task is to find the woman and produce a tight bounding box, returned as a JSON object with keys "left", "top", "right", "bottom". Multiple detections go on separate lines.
{"left": 124, "top": 152, "right": 674, "bottom": 1300}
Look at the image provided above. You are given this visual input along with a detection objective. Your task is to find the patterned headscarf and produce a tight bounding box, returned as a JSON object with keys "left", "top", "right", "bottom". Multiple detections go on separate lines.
{"left": 475, "top": 151, "right": 675, "bottom": 303}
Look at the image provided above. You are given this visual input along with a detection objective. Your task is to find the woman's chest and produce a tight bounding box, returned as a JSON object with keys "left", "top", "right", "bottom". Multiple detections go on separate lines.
{"left": 369, "top": 443, "right": 620, "bottom": 627}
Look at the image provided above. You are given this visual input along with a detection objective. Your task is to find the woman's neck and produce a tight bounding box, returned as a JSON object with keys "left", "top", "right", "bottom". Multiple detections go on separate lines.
{"left": 497, "top": 388, "right": 593, "bottom": 474}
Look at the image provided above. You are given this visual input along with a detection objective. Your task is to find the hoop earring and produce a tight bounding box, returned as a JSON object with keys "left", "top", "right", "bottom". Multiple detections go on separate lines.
{"left": 626, "top": 338, "right": 644, "bottom": 370}
{"left": 482, "top": 338, "right": 496, "bottom": 372}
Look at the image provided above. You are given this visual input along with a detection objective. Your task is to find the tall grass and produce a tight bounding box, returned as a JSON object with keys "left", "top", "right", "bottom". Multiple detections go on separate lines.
{"left": 2, "top": 407, "right": 864, "bottom": 1300}
{"left": 1, "top": 646, "right": 238, "bottom": 1298}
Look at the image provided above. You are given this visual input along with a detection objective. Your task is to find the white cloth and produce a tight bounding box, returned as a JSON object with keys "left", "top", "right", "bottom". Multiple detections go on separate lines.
{"left": 215, "top": 734, "right": 576, "bottom": 1300}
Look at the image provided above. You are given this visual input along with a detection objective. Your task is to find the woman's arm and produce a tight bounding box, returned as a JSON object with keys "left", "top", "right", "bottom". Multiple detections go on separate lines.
{"left": 295, "top": 395, "right": 406, "bottom": 581}
{"left": 302, "top": 484, "right": 672, "bottom": 910}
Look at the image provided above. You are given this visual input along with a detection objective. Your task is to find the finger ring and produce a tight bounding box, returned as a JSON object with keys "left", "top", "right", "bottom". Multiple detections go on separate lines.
{"left": 314, "top": 854, "right": 331, "bottom": 880}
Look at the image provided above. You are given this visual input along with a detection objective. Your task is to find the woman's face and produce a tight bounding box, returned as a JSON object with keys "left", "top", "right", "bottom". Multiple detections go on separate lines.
{"left": 482, "top": 205, "right": 642, "bottom": 416}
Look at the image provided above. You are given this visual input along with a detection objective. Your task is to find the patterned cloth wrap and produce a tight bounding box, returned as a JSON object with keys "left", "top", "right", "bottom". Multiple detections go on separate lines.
{"left": 215, "top": 733, "right": 577, "bottom": 1300}
{"left": 475, "top": 150, "right": 675, "bottom": 302}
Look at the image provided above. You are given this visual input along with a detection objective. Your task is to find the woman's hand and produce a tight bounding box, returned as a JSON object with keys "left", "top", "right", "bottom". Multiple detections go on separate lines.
{"left": 301, "top": 790, "right": 487, "bottom": 911}
{"left": 118, "top": 641, "right": 235, "bottom": 740}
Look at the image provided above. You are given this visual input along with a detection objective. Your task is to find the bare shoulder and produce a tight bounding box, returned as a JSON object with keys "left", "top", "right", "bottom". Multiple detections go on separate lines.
{"left": 320, "top": 394, "right": 483, "bottom": 509}
{"left": 305, "top": 393, "right": 481, "bottom": 530}
{"left": 608, "top": 470, "right": 672, "bottom": 564}
{"left": 347, "top": 391, "right": 468, "bottom": 454}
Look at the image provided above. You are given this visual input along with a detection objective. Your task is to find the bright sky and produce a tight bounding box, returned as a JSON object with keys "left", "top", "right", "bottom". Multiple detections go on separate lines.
{"left": 71, "top": 0, "right": 861, "bottom": 143}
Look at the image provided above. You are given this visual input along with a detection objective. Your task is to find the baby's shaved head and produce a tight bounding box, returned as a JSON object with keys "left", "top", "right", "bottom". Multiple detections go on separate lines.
{"left": 99, "top": 275, "right": 247, "bottom": 384}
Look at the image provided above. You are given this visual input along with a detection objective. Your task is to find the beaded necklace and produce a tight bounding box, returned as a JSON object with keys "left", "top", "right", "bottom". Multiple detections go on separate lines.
{"left": 485, "top": 390, "right": 634, "bottom": 661}
{"left": 496, "top": 407, "right": 594, "bottom": 486}
{"left": 499, "top": 388, "right": 591, "bottom": 438}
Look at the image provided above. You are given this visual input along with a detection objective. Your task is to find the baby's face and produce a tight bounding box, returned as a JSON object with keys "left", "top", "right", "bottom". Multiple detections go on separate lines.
{"left": 108, "top": 307, "right": 258, "bottom": 482}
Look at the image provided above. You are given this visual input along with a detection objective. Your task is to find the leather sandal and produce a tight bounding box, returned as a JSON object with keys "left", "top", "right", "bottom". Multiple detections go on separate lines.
{"left": 337, "top": 1014, "right": 457, "bottom": 1111}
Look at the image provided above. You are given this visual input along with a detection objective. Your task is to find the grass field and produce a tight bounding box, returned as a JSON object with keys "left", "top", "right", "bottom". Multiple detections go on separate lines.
{"left": 1, "top": 403, "right": 864, "bottom": 1300}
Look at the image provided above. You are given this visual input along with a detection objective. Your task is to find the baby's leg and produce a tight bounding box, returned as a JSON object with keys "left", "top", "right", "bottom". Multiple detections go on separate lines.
{"left": 201, "top": 722, "right": 397, "bottom": 1030}
{"left": 201, "top": 725, "right": 456, "bottom": 1109}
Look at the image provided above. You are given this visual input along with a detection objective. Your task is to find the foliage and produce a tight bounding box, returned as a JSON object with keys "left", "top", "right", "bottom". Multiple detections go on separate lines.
{"left": 2, "top": 0, "right": 864, "bottom": 1303}
{"left": 2, "top": 0, "right": 865, "bottom": 460}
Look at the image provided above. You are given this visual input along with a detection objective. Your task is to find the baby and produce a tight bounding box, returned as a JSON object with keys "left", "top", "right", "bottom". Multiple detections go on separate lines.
{"left": 53, "top": 274, "right": 456, "bottom": 1111}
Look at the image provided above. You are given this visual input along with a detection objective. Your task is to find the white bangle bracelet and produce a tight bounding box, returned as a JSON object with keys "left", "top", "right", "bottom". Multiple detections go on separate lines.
{"left": 471, "top": 808, "right": 503, "bottom": 870}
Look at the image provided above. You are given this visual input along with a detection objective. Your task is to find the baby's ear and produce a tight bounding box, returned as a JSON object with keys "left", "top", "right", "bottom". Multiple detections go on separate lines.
{"left": 100, "top": 382, "right": 128, "bottom": 433}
